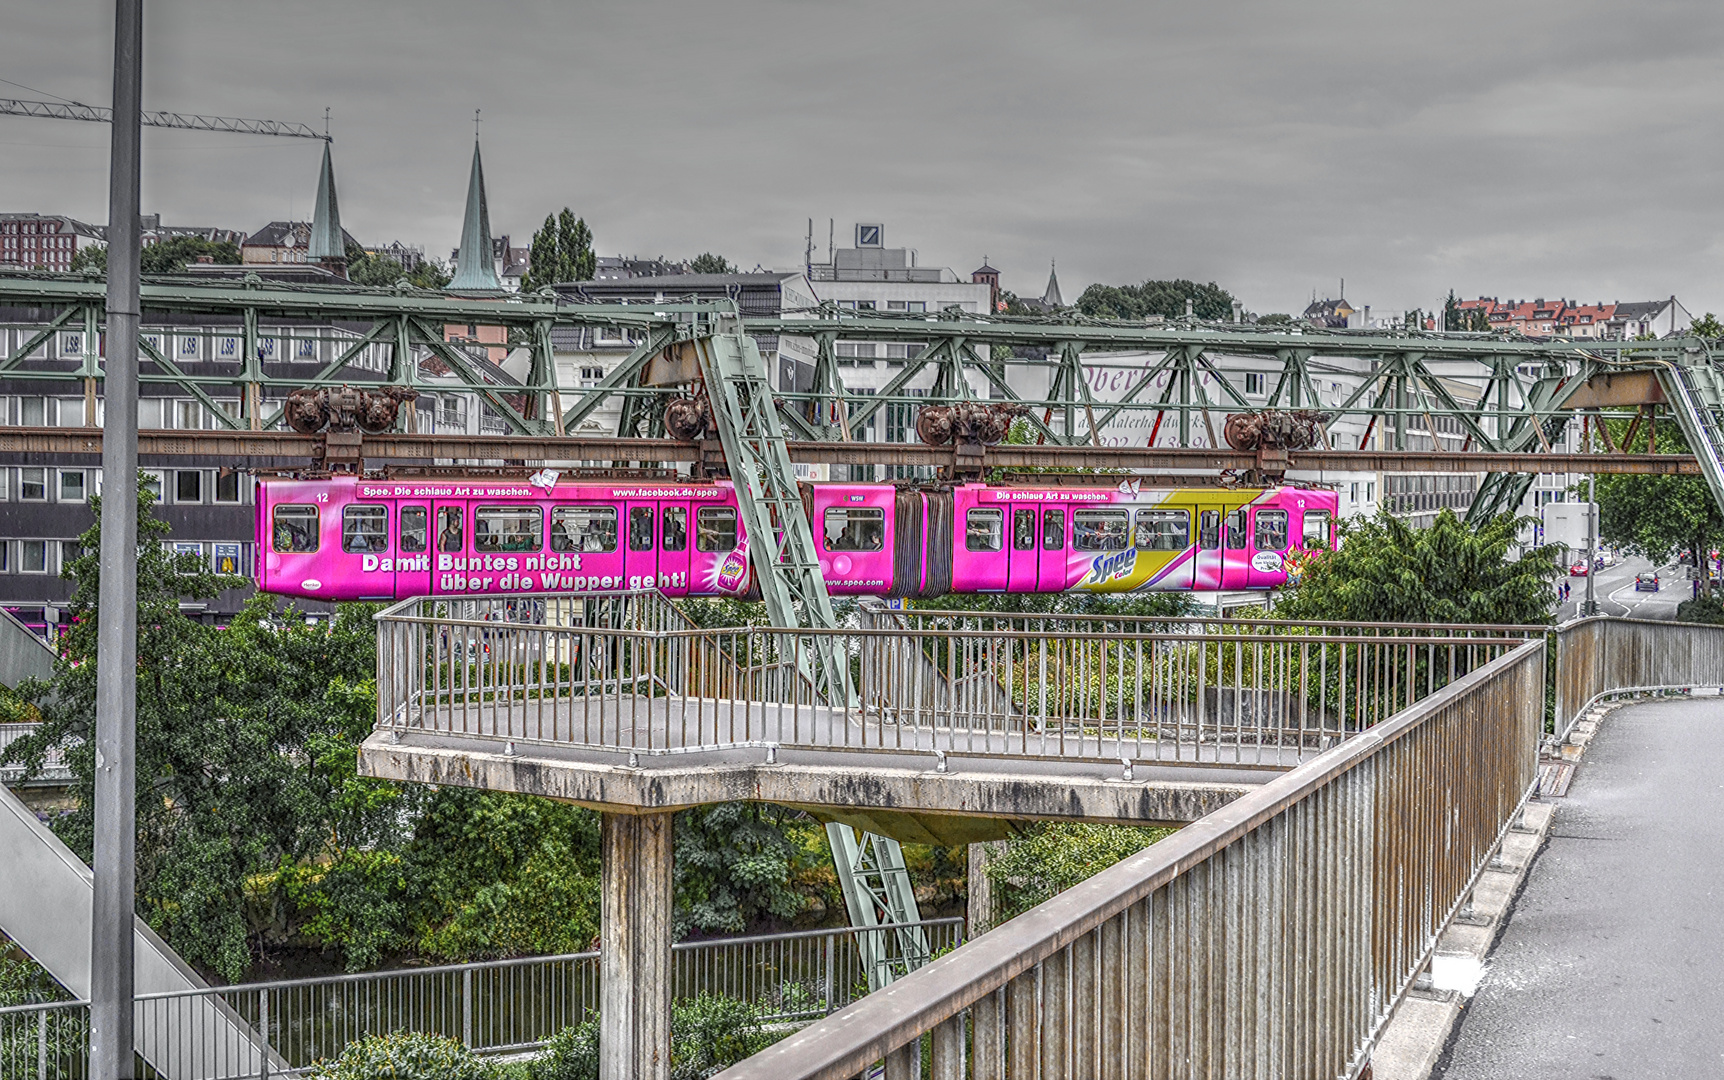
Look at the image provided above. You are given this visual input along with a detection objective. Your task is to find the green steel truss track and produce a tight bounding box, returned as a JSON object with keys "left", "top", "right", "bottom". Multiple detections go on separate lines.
{"left": 4, "top": 273, "right": 1723, "bottom": 516}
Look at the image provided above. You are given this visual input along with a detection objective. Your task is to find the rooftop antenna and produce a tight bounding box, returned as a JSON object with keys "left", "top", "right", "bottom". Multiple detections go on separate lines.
{"left": 805, "top": 218, "right": 813, "bottom": 276}
{"left": 474, "top": 108, "right": 481, "bottom": 139}
{"left": 323, "top": 106, "right": 331, "bottom": 140}
{"left": 828, "top": 218, "right": 834, "bottom": 263}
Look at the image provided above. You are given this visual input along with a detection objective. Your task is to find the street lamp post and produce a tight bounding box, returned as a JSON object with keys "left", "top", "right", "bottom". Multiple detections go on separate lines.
{"left": 1582, "top": 475, "right": 1598, "bottom": 617}
{"left": 91, "top": 2, "right": 142, "bottom": 1077}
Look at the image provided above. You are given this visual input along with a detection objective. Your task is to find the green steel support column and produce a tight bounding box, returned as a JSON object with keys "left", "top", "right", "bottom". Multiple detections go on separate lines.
{"left": 824, "top": 824, "right": 930, "bottom": 992}
{"left": 530, "top": 318, "right": 563, "bottom": 435}
{"left": 692, "top": 315, "right": 849, "bottom": 702}
{"left": 808, "top": 331, "right": 847, "bottom": 440}
{"left": 391, "top": 315, "right": 414, "bottom": 432}
{"left": 1178, "top": 347, "right": 1193, "bottom": 446}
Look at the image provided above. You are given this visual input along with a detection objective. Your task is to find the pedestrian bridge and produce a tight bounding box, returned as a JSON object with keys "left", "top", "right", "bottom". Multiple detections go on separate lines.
{"left": 356, "top": 597, "right": 1724, "bottom": 1078}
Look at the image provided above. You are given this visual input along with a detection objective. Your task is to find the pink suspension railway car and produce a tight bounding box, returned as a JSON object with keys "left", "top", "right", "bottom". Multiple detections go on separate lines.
{"left": 254, "top": 475, "right": 1338, "bottom": 603}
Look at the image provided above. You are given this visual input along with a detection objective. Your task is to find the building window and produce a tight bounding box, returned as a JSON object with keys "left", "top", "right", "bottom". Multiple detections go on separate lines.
{"left": 906, "top": 301, "right": 926, "bottom": 313}
{"left": 175, "top": 470, "right": 203, "bottom": 503}
{"left": 214, "top": 470, "right": 241, "bottom": 503}
{"left": 1245, "top": 372, "right": 1264, "bottom": 395}
{"left": 141, "top": 471, "right": 163, "bottom": 501}
{"left": 20, "top": 468, "right": 46, "bottom": 500}
{"left": 1366, "top": 482, "right": 1375, "bottom": 501}
{"left": 20, "top": 397, "right": 47, "bottom": 426}
{"left": 61, "top": 541, "right": 82, "bottom": 568}
{"left": 20, "top": 540, "right": 48, "bottom": 574}
{"left": 59, "top": 470, "right": 85, "bottom": 503}
{"left": 0, "top": 543, "right": 8, "bottom": 572}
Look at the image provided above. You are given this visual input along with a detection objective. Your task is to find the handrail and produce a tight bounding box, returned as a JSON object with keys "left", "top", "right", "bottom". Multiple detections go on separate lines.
{"left": 713, "top": 639, "right": 1547, "bottom": 1078}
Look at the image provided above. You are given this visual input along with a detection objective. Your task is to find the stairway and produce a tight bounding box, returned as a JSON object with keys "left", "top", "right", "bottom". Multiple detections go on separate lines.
{"left": 1660, "top": 359, "right": 1724, "bottom": 515}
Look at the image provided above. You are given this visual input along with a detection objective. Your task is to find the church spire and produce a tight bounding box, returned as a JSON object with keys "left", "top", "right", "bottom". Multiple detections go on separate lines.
{"left": 449, "top": 138, "right": 502, "bottom": 293}
{"left": 1042, "top": 260, "right": 1063, "bottom": 308}
{"left": 307, "top": 141, "right": 347, "bottom": 278}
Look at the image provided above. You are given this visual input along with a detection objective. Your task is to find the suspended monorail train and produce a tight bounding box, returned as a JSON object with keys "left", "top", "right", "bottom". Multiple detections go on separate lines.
{"left": 254, "top": 475, "right": 1338, "bottom": 603}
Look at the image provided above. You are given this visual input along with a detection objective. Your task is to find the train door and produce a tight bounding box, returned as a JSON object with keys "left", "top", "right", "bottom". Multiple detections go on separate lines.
{"left": 433, "top": 502, "right": 467, "bottom": 595}
{"left": 395, "top": 502, "right": 431, "bottom": 598}
{"left": 1039, "top": 506, "right": 1068, "bottom": 591}
{"left": 1247, "top": 507, "right": 1291, "bottom": 587}
{"left": 1194, "top": 507, "right": 1224, "bottom": 590}
{"left": 1222, "top": 506, "right": 1249, "bottom": 589}
{"left": 1006, "top": 506, "right": 1039, "bottom": 592}
{"left": 658, "top": 503, "right": 691, "bottom": 595}
{"left": 624, "top": 503, "right": 659, "bottom": 591}
{"left": 340, "top": 500, "right": 395, "bottom": 600}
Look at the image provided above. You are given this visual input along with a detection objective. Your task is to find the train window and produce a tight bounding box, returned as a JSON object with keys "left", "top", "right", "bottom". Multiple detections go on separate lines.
{"left": 437, "top": 507, "right": 464, "bottom": 553}
{"left": 696, "top": 507, "right": 737, "bottom": 552}
{"left": 629, "top": 507, "right": 655, "bottom": 552}
{"left": 1225, "top": 510, "right": 1247, "bottom": 549}
{"left": 1042, "top": 508, "right": 1065, "bottom": 551}
{"left": 475, "top": 507, "right": 544, "bottom": 553}
{"left": 272, "top": 505, "right": 319, "bottom": 553}
{"left": 551, "top": 506, "right": 618, "bottom": 553}
{"left": 662, "top": 507, "right": 688, "bottom": 552}
{"left": 1072, "top": 510, "right": 1128, "bottom": 551}
{"left": 1134, "top": 509, "right": 1190, "bottom": 551}
{"left": 400, "top": 507, "right": 428, "bottom": 553}
{"left": 965, "top": 508, "right": 1004, "bottom": 552}
{"left": 825, "top": 507, "right": 885, "bottom": 552}
{"left": 1012, "top": 509, "right": 1036, "bottom": 551}
{"left": 1302, "top": 510, "right": 1332, "bottom": 549}
{"left": 1254, "top": 509, "right": 1289, "bottom": 551}
{"left": 342, "top": 505, "right": 389, "bottom": 554}
{"left": 1199, "top": 510, "right": 1221, "bottom": 550}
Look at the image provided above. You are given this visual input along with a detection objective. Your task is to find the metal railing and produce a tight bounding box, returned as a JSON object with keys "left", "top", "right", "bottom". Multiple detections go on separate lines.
{"left": 0, "top": 722, "right": 72, "bottom": 785}
{"left": 375, "top": 594, "right": 1530, "bottom": 767}
{"left": 711, "top": 639, "right": 1549, "bottom": 1080}
{"left": 1554, "top": 615, "right": 1724, "bottom": 739}
{"left": 0, "top": 918, "right": 964, "bottom": 1079}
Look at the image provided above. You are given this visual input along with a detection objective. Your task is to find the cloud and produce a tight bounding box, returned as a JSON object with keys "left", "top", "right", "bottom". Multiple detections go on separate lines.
{"left": 2, "top": 0, "right": 1721, "bottom": 316}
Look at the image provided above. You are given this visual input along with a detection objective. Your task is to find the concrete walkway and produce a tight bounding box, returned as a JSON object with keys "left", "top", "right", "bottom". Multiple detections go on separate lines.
{"left": 1436, "top": 696, "right": 1724, "bottom": 1077}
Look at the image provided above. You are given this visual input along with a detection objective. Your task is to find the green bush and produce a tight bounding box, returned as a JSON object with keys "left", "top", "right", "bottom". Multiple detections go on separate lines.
{"left": 1676, "top": 595, "right": 1724, "bottom": 625}
{"left": 528, "top": 995, "right": 775, "bottom": 1080}
{"left": 308, "top": 1031, "right": 496, "bottom": 1080}
{"left": 528, "top": 1020, "right": 600, "bottom": 1080}
{"left": 985, "top": 822, "right": 1173, "bottom": 924}
{"left": 670, "top": 993, "right": 775, "bottom": 1079}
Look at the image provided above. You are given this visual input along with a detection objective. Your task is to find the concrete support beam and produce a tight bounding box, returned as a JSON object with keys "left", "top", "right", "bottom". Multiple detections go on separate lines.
{"left": 601, "top": 811, "right": 674, "bottom": 1080}
{"left": 967, "top": 840, "right": 1007, "bottom": 936}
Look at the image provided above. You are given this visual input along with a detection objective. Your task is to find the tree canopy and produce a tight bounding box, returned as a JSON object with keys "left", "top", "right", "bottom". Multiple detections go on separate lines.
{"left": 69, "top": 236, "right": 242, "bottom": 276}
{"left": 1076, "top": 279, "right": 1236, "bottom": 321}
{"left": 521, "top": 209, "right": 595, "bottom": 291}
{"left": 345, "top": 244, "right": 454, "bottom": 289}
{"left": 1274, "top": 509, "right": 1558, "bottom": 625}
{"left": 1595, "top": 391, "right": 1722, "bottom": 591}
{"left": 688, "top": 252, "right": 736, "bottom": 275}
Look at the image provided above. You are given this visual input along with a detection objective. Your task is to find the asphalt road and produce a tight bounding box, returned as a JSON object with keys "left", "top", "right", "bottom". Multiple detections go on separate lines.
{"left": 1433, "top": 696, "right": 1724, "bottom": 1078}
{"left": 1553, "top": 555, "right": 1689, "bottom": 623}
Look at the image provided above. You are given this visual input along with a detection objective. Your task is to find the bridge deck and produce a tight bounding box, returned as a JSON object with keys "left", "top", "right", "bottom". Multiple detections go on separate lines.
{"left": 362, "top": 693, "right": 1320, "bottom": 843}
{"left": 1437, "top": 696, "right": 1724, "bottom": 1077}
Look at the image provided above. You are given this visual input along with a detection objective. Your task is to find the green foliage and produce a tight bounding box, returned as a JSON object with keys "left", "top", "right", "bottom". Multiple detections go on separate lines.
{"left": 405, "top": 789, "right": 602, "bottom": 961}
{"left": 1597, "top": 413, "right": 1722, "bottom": 595}
{"left": 1076, "top": 279, "right": 1235, "bottom": 321}
{"left": 0, "top": 484, "right": 425, "bottom": 980}
{"left": 1274, "top": 509, "right": 1558, "bottom": 626}
{"left": 308, "top": 1031, "right": 496, "bottom": 1080}
{"left": 688, "top": 253, "right": 736, "bottom": 275}
{"left": 1691, "top": 313, "right": 1724, "bottom": 339}
{"left": 1676, "top": 596, "right": 1724, "bottom": 624}
{"left": 1256, "top": 312, "right": 1293, "bottom": 326}
{"left": 0, "top": 951, "right": 82, "bottom": 1080}
{"left": 675, "top": 803, "right": 806, "bottom": 936}
{"left": 528, "top": 1020, "right": 601, "bottom": 1080}
{"left": 522, "top": 209, "right": 595, "bottom": 290}
{"left": 528, "top": 996, "right": 775, "bottom": 1080}
{"left": 669, "top": 994, "right": 776, "bottom": 1079}
{"left": 346, "top": 247, "right": 454, "bottom": 289}
{"left": 909, "top": 589, "right": 1195, "bottom": 619}
{"left": 71, "top": 237, "right": 242, "bottom": 276}
{"left": 984, "top": 823, "right": 1171, "bottom": 924}
{"left": 0, "top": 682, "right": 35, "bottom": 723}
{"left": 1444, "top": 292, "right": 1491, "bottom": 331}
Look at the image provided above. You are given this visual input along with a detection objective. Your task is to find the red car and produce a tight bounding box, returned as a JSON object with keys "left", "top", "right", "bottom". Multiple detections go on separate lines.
{"left": 1569, "top": 562, "right": 1589, "bottom": 577}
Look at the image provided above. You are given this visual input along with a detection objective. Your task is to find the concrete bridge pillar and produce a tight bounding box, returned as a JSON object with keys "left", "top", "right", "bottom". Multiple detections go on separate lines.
{"left": 600, "top": 810, "right": 675, "bottom": 1080}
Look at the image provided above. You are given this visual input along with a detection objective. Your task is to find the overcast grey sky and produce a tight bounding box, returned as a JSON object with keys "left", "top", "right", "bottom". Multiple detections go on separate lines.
{"left": 4, "top": 1, "right": 1722, "bottom": 317}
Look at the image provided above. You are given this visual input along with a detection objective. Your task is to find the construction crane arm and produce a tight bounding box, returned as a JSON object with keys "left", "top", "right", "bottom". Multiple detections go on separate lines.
{"left": 0, "top": 97, "right": 326, "bottom": 140}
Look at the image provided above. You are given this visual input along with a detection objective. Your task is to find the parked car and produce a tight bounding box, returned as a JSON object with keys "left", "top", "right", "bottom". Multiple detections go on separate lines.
{"left": 1635, "top": 573, "right": 1660, "bottom": 592}
{"left": 1569, "top": 562, "right": 1590, "bottom": 577}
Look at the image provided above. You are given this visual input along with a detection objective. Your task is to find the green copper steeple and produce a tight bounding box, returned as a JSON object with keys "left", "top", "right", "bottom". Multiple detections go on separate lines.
{"left": 307, "top": 141, "right": 346, "bottom": 275}
{"left": 449, "top": 139, "right": 501, "bottom": 293}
